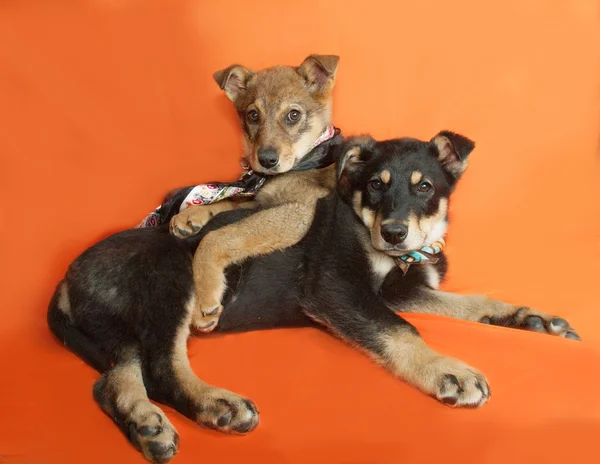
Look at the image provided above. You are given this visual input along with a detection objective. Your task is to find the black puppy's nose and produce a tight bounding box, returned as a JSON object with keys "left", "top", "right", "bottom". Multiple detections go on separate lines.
{"left": 257, "top": 148, "right": 279, "bottom": 169}
{"left": 381, "top": 223, "right": 408, "bottom": 245}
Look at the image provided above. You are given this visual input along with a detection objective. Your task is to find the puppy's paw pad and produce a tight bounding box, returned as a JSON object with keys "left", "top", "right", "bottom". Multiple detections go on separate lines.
{"left": 197, "top": 392, "right": 259, "bottom": 434}
{"left": 128, "top": 413, "right": 179, "bottom": 463}
{"left": 170, "top": 209, "right": 212, "bottom": 239}
{"left": 517, "top": 309, "right": 580, "bottom": 340}
{"left": 431, "top": 360, "right": 490, "bottom": 408}
{"left": 192, "top": 304, "right": 223, "bottom": 333}
{"left": 170, "top": 218, "right": 191, "bottom": 238}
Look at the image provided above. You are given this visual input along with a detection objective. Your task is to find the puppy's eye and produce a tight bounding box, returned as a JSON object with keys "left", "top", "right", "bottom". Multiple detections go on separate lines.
{"left": 417, "top": 181, "right": 433, "bottom": 193}
{"left": 286, "top": 110, "right": 301, "bottom": 123}
{"left": 247, "top": 110, "right": 259, "bottom": 123}
{"left": 369, "top": 179, "right": 383, "bottom": 191}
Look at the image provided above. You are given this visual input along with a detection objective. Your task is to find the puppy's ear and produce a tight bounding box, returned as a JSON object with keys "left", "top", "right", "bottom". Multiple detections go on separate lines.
{"left": 336, "top": 136, "right": 376, "bottom": 197}
{"left": 213, "top": 65, "right": 254, "bottom": 104}
{"left": 297, "top": 55, "right": 339, "bottom": 95}
{"left": 431, "top": 131, "right": 475, "bottom": 178}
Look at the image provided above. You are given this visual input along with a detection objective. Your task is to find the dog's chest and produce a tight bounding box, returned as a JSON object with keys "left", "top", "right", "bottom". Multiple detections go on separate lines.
{"left": 368, "top": 250, "right": 397, "bottom": 291}
{"left": 367, "top": 250, "right": 442, "bottom": 291}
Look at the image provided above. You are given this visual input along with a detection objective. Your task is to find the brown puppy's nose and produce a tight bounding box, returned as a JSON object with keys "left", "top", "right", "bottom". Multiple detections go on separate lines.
{"left": 381, "top": 223, "right": 408, "bottom": 245}
{"left": 257, "top": 148, "right": 279, "bottom": 169}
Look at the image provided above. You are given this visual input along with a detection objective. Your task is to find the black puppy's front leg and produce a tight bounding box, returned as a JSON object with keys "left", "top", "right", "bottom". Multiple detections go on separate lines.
{"left": 380, "top": 271, "right": 580, "bottom": 340}
{"left": 303, "top": 291, "right": 490, "bottom": 408}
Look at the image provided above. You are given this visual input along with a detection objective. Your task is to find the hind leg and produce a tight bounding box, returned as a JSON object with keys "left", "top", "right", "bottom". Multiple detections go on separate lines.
{"left": 144, "top": 301, "right": 260, "bottom": 434}
{"left": 93, "top": 350, "right": 179, "bottom": 463}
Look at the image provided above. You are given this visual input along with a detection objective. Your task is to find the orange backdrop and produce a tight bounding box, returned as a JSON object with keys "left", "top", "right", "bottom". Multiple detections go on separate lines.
{"left": 1, "top": 1, "right": 599, "bottom": 463}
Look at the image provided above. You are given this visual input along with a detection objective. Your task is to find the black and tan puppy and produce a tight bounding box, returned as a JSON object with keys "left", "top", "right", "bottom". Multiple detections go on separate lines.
{"left": 48, "top": 132, "right": 579, "bottom": 463}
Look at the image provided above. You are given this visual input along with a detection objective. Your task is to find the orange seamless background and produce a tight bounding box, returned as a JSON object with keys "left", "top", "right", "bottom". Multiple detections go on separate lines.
{"left": 1, "top": 1, "right": 599, "bottom": 463}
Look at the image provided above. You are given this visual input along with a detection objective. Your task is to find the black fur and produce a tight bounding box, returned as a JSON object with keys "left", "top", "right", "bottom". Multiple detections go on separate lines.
{"left": 48, "top": 134, "right": 473, "bottom": 461}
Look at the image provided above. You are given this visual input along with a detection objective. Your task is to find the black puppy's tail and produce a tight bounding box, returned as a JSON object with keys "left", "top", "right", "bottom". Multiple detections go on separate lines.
{"left": 47, "top": 281, "right": 111, "bottom": 373}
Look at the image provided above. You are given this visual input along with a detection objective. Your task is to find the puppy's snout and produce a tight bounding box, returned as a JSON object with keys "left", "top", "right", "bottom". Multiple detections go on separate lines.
{"left": 257, "top": 148, "right": 279, "bottom": 169}
{"left": 381, "top": 223, "right": 408, "bottom": 245}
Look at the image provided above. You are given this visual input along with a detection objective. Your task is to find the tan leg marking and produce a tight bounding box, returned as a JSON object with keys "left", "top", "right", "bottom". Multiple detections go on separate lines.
{"left": 170, "top": 199, "right": 255, "bottom": 238}
{"left": 379, "top": 328, "right": 490, "bottom": 407}
{"left": 391, "top": 289, "right": 580, "bottom": 340}
{"left": 190, "top": 201, "right": 317, "bottom": 330}
{"left": 57, "top": 281, "right": 72, "bottom": 319}
{"left": 171, "top": 301, "right": 259, "bottom": 433}
{"left": 98, "top": 357, "right": 179, "bottom": 462}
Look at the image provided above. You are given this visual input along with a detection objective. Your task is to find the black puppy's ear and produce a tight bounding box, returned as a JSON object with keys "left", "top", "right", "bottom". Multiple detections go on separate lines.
{"left": 213, "top": 64, "right": 254, "bottom": 104}
{"left": 297, "top": 54, "right": 339, "bottom": 95}
{"left": 431, "top": 131, "right": 475, "bottom": 178}
{"left": 336, "top": 136, "right": 376, "bottom": 197}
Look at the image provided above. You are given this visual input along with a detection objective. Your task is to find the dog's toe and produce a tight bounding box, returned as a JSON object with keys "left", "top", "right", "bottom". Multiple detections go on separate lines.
{"left": 128, "top": 412, "right": 179, "bottom": 463}
{"left": 196, "top": 391, "right": 260, "bottom": 434}
{"left": 434, "top": 357, "right": 491, "bottom": 408}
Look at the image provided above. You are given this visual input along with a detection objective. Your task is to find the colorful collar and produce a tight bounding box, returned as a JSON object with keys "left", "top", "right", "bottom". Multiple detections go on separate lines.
{"left": 395, "top": 238, "right": 445, "bottom": 275}
{"left": 137, "top": 126, "right": 342, "bottom": 228}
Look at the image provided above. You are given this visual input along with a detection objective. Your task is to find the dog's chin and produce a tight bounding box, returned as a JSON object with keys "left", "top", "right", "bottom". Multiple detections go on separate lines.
{"left": 370, "top": 235, "right": 425, "bottom": 257}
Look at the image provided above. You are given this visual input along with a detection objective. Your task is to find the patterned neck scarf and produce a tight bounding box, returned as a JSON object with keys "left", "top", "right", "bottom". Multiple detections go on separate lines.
{"left": 395, "top": 238, "right": 446, "bottom": 275}
{"left": 137, "top": 126, "right": 342, "bottom": 228}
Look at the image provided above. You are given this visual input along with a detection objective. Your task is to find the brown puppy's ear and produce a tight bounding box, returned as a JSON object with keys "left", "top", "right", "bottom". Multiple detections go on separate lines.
{"left": 297, "top": 54, "right": 339, "bottom": 95}
{"left": 431, "top": 131, "right": 475, "bottom": 178}
{"left": 336, "top": 136, "right": 376, "bottom": 197}
{"left": 213, "top": 65, "right": 254, "bottom": 103}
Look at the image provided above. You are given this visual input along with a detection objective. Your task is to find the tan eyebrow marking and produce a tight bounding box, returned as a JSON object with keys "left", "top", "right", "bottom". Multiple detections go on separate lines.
{"left": 381, "top": 170, "right": 391, "bottom": 184}
{"left": 411, "top": 171, "right": 423, "bottom": 185}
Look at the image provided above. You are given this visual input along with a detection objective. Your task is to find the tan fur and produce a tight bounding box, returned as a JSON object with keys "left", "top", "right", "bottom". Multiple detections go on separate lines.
{"left": 402, "top": 198, "right": 448, "bottom": 251}
{"left": 352, "top": 190, "right": 363, "bottom": 217}
{"left": 99, "top": 355, "right": 179, "bottom": 461}
{"left": 57, "top": 281, "right": 72, "bottom": 320}
{"left": 388, "top": 288, "right": 577, "bottom": 337}
{"left": 215, "top": 55, "right": 338, "bottom": 175}
{"left": 367, "top": 247, "right": 396, "bottom": 291}
{"left": 433, "top": 135, "right": 468, "bottom": 176}
{"left": 169, "top": 296, "right": 259, "bottom": 431}
{"left": 179, "top": 166, "right": 337, "bottom": 327}
{"left": 361, "top": 207, "right": 376, "bottom": 230}
{"left": 378, "top": 327, "right": 489, "bottom": 407}
{"left": 422, "top": 264, "right": 441, "bottom": 289}
{"left": 410, "top": 170, "right": 422, "bottom": 185}
{"left": 174, "top": 56, "right": 341, "bottom": 330}
{"left": 381, "top": 170, "right": 391, "bottom": 184}
{"left": 370, "top": 213, "right": 397, "bottom": 251}
{"left": 172, "top": 56, "right": 341, "bottom": 286}
{"left": 191, "top": 204, "right": 321, "bottom": 321}
{"left": 170, "top": 199, "right": 255, "bottom": 239}
{"left": 339, "top": 146, "right": 361, "bottom": 177}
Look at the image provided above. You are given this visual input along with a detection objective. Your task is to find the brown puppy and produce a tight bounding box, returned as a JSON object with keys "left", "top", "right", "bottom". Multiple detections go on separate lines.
{"left": 171, "top": 55, "right": 341, "bottom": 330}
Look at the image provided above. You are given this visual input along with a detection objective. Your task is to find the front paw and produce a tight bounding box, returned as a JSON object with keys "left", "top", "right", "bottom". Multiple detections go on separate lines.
{"left": 480, "top": 307, "right": 581, "bottom": 340}
{"left": 425, "top": 357, "right": 490, "bottom": 408}
{"left": 191, "top": 304, "right": 223, "bottom": 333}
{"left": 170, "top": 206, "right": 213, "bottom": 238}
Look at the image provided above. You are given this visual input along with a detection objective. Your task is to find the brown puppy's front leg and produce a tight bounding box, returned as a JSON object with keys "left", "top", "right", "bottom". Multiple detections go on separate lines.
{"left": 170, "top": 199, "right": 255, "bottom": 238}
{"left": 384, "top": 284, "right": 581, "bottom": 340}
{"left": 190, "top": 201, "right": 315, "bottom": 331}
{"left": 303, "top": 301, "right": 490, "bottom": 407}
